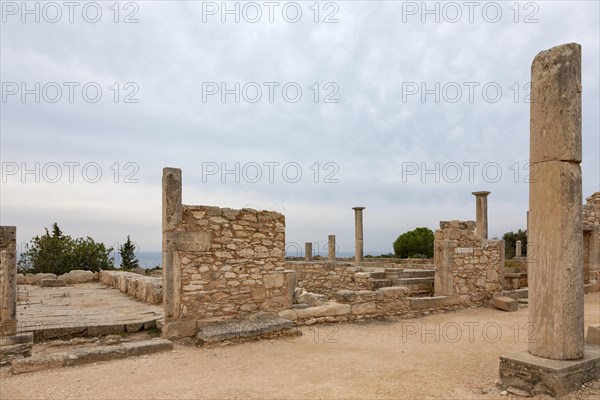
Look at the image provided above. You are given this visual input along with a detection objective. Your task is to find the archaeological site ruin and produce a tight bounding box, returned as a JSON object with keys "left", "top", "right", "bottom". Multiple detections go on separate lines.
{"left": 1, "top": 42, "right": 599, "bottom": 398}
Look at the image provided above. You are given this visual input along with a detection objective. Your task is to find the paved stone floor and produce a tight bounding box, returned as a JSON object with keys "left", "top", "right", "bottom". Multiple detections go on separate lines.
{"left": 16, "top": 283, "right": 163, "bottom": 339}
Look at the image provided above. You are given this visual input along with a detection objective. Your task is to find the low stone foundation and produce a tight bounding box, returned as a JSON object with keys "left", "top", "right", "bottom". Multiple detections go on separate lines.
{"left": 285, "top": 262, "right": 378, "bottom": 299}
{"left": 18, "top": 270, "right": 98, "bottom": 285}
{"left": 99, "top": 271, "right": 163, "bottom": 304}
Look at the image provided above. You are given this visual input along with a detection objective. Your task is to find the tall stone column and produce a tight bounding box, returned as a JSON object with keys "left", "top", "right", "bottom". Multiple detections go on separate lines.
{"left": 0, "top": 226, "right": 17, "bottom": 336}
{"left": 304, "top": 242, "right": 312, "bottom": 261}
{"left": 328, "top": 235, "right": 336, "bottom": 261}
{"left": 516, "top": 240, "right": 522, "bottom": 258}
{"left": 528, "top": 43, "right": 583, "bottom": 360}
{"left": 162, "top": 168, "right": 182, "bottom": 321}
{"left": 472, "top": 191, "right": 491, "bottom": 240}
{"left": 353, "top": 207, "right": 365, "bottom": 265}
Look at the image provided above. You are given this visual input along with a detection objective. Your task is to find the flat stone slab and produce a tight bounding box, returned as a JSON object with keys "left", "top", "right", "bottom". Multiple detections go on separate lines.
{"left": 409, "top": 295, "right": 461, "bottom": 310}
{"left": 499, "top": 345, "right": 600, "bottom": 398}
{"left": 586, "top": 324, "right": 600, "bottom": 345}
{"left": 197, "top": 316, "right": 294, "bottom": 343}
{"left": 493, "top": 296, "right": 518, "bottom": 312}
{"left": 17, "top": 283, "right": 163, "bottom": 341}
{"left": 40, "top": 279, "right": 66, "bottom": 287}
{"left": 10, "top": 338, "right": 173, "bottom": 374}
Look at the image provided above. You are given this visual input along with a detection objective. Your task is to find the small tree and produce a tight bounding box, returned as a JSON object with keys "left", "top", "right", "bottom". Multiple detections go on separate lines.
{"left": 18, "top": 223, "right": 114, "bottom": 274}
{"left": 393, "top": 227, "right": 434, "bottom": 258}
{"left": 119, "top": 236, "right": 139, "bottom": 270}
{"left": 502, "top": 229, "right": 527, "bottom": 259}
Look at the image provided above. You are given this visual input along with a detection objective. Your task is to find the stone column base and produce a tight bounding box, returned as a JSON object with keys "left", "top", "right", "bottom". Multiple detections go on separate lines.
{"left": 0, "top": 332, "right": 34, "bottom": 365}
{"left": 499, "top": 345, "right": 600, "bottom": 398}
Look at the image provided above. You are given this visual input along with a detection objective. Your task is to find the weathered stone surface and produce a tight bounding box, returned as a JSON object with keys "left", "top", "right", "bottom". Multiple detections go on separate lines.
{"left": 409, "top": 295, "right": 461, "bottom": 310}
{"left": 499, "top": 345, "right": 599, "bottom": 398}
{"left": 328, "top": 235, "right": 336, "bottom": 261}
{"left": 530, "top": 43, "right": 582, "bottom": 164}
{"left": 0, "top": 332, "right": 33, "bottom": 365}
{"left": 16, "top": 273, "right": 25, "bottom": 285}
{"left": 10, "top": 338, "right": 173, "bottom": 374}
{"left": 352, "top": 302, "right": 376, "bottom": 315}
{"left": 529, "top": 45, "right": 584, "bottom": 360}
{"left": 472, "top": 191, "right": 490, "bottom": 240}
{"left": 17, "top": 283, "right": 163, "bottom": 340}
{"left": 297, "top": 290, "right": 327, "bottom": 307}
{"left": 196, "top": 316, "right": 294, "bottom": 343}
{"left": 24, "top": 273, "right": 57, "bottom": 285}
{"left": 59, "top": 270, "right": 94, "bottom": 284}
{"left": 434, "top": 221, "right": 504, "bottom": 303}
{"left": 278, "top": 309, "right": 297, "bottom": 321}
{"left": 40, "top": 279, "right": 66, "bottom": 287}
{"left": 1, "top": 226, "right": 18, "bottom": 336}
{"left": 493, "top": 296, "right": 518, "bottom": 312}
{"left": 353, "top": 207, "right": 365, "bottom": 265}
{"left": 304, "top": 242, "right": 312, "bottom": 261}
{"left": 162, "top": 320, "right": 197, "bottom": 339}
{"left": 99, "top": 271, "right": 163, "bottom": 305}
{"left": 586, "top": 324, "right": 600, "bottom": 345}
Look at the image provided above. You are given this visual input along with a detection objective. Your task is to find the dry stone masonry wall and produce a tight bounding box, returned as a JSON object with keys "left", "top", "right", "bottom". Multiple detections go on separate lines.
{"left": 434, "top": 220, "right": 504, "bottom": 304}
{"left": 162, "top": 168, "right": 292, "bottom": 338}
{"left": 285, "top": 262, "right": 376, "bottom": 299}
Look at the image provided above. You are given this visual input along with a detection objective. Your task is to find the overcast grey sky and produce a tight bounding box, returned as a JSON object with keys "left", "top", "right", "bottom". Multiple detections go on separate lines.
{"left": 1, "top": 0, "right": 599, "bottom": 257}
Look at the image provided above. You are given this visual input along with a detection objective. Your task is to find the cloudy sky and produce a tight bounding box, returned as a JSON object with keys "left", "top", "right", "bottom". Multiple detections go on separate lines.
{"left": 1, "top": 0, "right": 599, "bottom": 259}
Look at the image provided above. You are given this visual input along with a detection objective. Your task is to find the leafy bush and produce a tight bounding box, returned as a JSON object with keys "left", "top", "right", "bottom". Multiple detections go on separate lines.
{"left": 18, "top": 223, "right": 114, "bottom": 274}
{"left": 393, "top": 227, "right": 434, "bottom": 258}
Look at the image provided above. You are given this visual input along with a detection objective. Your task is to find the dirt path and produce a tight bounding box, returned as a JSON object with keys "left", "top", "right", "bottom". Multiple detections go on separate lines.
{"left": 2, "top": 292, "right": 599, "bottom": 400}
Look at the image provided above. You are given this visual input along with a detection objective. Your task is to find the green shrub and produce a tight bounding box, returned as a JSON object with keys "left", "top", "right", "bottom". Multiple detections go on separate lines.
{"left": 18, "top": 223, "right": 114, "bottom": 274}
{"left": 393, "top": 227, "right": 434, "bottom": 258}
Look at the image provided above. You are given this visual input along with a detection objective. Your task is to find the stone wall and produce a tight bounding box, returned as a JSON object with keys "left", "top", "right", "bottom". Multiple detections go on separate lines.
{"left": 99, "top": 271, "right": 162, "bottom": 304}
{"left": 279, "top": 286, "right": 410, "bottom": 325}
{"left": 434, "top": 221, "right": 505, "bottom": 304}
{"left": 583, "top": 192, "right": 600, "bottom": 282}
{"left": 162, "top": 168, "right": 292, "bottom": 337}
{"left": 285, "top": 262, "right": 375, "bottom": 298}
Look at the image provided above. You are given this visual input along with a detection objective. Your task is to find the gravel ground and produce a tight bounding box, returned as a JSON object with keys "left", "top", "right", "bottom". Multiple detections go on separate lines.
{"left": 1, "top": 292, "right": 598, "bottom": 400}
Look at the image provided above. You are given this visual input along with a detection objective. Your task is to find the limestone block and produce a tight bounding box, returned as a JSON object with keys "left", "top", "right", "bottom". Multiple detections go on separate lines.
{"left": 16, "top": 274, "right": 24, "bottom": 285}
{"left": 278, "top": 309, "right": 297, "bottom": 321}
{"left": 264, "top": 273, "right": 284, "bottom": 289}
{"left": 530, "top": 43, "right": 581, "bottom": 164}
{"left": 378, "top": 286, "right": 409, "bottom": 299}
{"left": 352, "top": 302, "right": 376, "bottom": 315}
{"left": 161, "top": 320, "right": 197, "bottom": 339}
{"left": 40, "top": 279, "right": 66, "bottom": 287}
{"left": 59, "top": 270, "right": 94, "bottom": 284}
{"left": 586, "top": 324, "right": 600, "bottom": 345}
{"left": 25, "top": 273, "right": 56, "bottom": 285}
{"left": 297, "top": 291, "right": 327, "bottom": 307}
{"left": 493, "top": 296, "right": 518, "bottom": 312}
{"left": 529, "top": 162, "right": 583, "bottom": 359}
{"left": 334, "top": 290, "right": 356, "bottom": 303}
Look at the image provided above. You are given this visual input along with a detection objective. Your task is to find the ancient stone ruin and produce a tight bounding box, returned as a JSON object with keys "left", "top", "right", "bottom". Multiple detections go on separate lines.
{"left": 1, "top": 43, "right": 598, "bottom": 398}
{"left": 0, "top": 226, "right": 33, "bottom": 365}
{"left": 498, "top": 42, "right": 599, "bottom": 397}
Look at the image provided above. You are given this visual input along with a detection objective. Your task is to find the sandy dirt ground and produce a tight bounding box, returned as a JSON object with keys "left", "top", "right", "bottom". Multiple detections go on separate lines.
{"left": 1, "top": 292, "right": 599, "bottom": 400}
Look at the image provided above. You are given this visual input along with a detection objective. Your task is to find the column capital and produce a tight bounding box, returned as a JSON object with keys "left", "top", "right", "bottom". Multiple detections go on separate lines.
{"left": 471, "top": 191, "right": 491, "bottom": 197}
{"left": 352, "top": 206, "right": 366, "bottom": 211}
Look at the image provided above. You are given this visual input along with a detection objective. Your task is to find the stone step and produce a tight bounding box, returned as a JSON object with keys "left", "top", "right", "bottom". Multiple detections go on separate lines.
{"left": 369, "top": 272, "right": 386, "bottom": 279}
{"left": 371, "top": 279, "right": 392, "bottom": 289}
{"left": 384, "top": 268, "right": 402, "bottom": 279}
{"left": 10, "top": 338, "right": 173, "bottom": 375}
{"left": 397, "top": 270, "right": 435, "bottom": 278}
{"left": 392, "top": 277, "right": 434, "bottom": 285}
{"left": 196, "top": 316, "right": 297, "bottom": 344}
